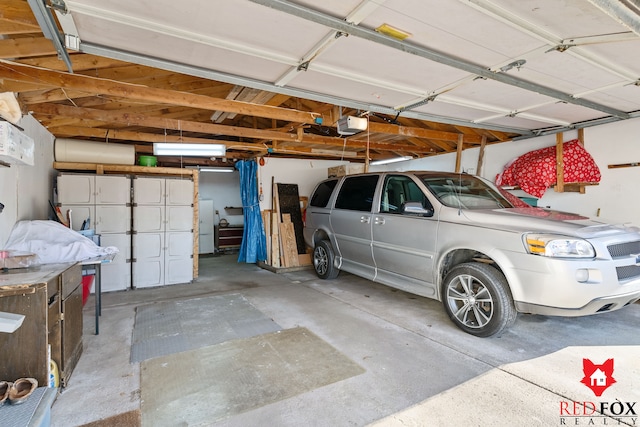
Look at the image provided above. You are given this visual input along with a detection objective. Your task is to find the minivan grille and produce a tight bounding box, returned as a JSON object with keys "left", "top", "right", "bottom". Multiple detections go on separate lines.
{"left": 607, "top": 241, "right": 640, "bottom": 259}
{"left": 616, "top": 265, "right": 640, "bottom": 281}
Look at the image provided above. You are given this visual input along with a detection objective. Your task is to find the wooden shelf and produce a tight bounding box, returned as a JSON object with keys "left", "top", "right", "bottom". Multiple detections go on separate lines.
{"left": 224, "top": 206, "right": 243, "bottom": 214}
{"left": 553, "top": 182, "right": 599, "bottom": 194}
{"left": 53, "top": 162, "right": 195, "bottom": 176}
{"left": 504, "top": 182, "right": 599, "bottom": 194}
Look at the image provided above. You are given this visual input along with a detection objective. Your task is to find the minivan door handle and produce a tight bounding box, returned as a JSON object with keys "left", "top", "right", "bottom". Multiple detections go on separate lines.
{"left": 374, "top": 217, "right": 385, "bottom": 225}
{"left": 360, "top": 215, "right": 370, "bottom": 224}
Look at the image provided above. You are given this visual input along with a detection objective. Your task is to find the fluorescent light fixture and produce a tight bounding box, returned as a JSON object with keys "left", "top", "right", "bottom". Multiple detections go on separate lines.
{"left": 186, "top": 166, "right": 235, "bottom": 173}
{"left": 153, "top": 143, "right": 226, "bottom": 156}
{"left": 199, "top": 167, "right": 235, "bottom": 173}
{"left": 370, "top": 156, "right": 412, "bottom": 166}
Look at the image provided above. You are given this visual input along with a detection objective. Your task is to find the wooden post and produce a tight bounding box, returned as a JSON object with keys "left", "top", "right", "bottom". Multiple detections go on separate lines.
{"left": 455, "top": 134, "right": 463, "bottom": 173}
{"left": 555, "top": 133, "right": 564, "bottom": 193}
{"left": 476, "top": 136, "right": 487, "bottom": 176}
{"left": 578, "top": 128, "right": 585, "bottom": 146}
{"left": 192, "top": 170, "right": 199, "bottom": 278}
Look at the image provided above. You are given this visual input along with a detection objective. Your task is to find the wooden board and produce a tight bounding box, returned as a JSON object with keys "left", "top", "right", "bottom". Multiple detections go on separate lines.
{"left": 279, "top": 220, "right": 299, "bottom": 267}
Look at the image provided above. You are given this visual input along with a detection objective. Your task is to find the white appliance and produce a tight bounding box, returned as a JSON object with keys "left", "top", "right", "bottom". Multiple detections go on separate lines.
{"left": 132, "top": 177, "right": 194, "bottom": 288}
{"left": 198, "top": 199, "right": 214, "bottom": 254}
{"left": 57, "top": 173, "right": 132, "bottom": 292}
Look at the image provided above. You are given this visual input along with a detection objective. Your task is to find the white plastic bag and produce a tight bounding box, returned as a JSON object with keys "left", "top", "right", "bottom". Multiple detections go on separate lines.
{"left": 4, "top": 220, "right": 119, "bottom": 264}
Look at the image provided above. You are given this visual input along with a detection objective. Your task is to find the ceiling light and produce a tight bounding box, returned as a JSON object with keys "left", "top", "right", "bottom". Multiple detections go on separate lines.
{"left": 186, "top": 166, "right": 235, "bottom": 173}
{"left": 153, "top": 143, "right": 226, "bottom": 156}
{"left": 375, "top": 23, "right": 412, "bottom": 40}
{"left": 370, "top": 156, "right": 412, "bottom": 166}
{"left": 198, "top": 167, "right": 235, "bottom": 173}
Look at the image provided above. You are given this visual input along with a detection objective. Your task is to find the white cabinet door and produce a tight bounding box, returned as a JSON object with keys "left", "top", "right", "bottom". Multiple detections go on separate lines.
{"left": 100, "top": 233, "right": 131, "bottom": 292}
{"left": 96, "top": 175, "right": 130, "bottom": 204}
{"left": 100, "top": 233, "right": 131, "bottom": 264}
{"left": 96, "top": 205, "right": 131, "bottom": 234}
{"left": 133, "top": 177, "right": 165, "bottom": 205}
{"left": 101, "top": 263, "right": 132, "bottom": 292}
{"left": 166, "top": 205, "right": 193, "bottom": 232}
{"left": 165, "top": 257, "right": 193, "bottom": 285}
{"left": 165, "top": 231, "right": 193, "bottom": 285}
{"left": 132, "top": 233, "right": 164, "bottom": 288}
{"left": 166, "top": 179, "right": 193, "bottom": 205}
{"left": 58, "top": 174, "right": 95, "bottom": 204}
{"left": 133, "top": 205, "right": 164, "bottom": 233}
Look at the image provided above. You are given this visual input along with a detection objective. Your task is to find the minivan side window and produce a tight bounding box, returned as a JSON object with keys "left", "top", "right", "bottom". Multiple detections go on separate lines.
{"left": 380, "top": 175, "right": 433, "bottom": 214}
{"left": 310, "top": 179, "right": 338, "bottom": 207}
{"left": 335, "top": 175, "right": 379, "bottom": 212}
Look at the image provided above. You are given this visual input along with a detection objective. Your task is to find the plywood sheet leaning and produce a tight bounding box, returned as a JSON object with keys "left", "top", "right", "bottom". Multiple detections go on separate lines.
{"left": 276, "top": 183, "right": 306, "bottom": 254}
{"left": 279, "top": 214, "right": 299, "bottom": 267}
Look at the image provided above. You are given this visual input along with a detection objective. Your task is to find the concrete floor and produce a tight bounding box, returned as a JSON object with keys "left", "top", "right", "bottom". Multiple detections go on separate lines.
{"left": 50, "top": 254, "right": 640, "bottom": 426}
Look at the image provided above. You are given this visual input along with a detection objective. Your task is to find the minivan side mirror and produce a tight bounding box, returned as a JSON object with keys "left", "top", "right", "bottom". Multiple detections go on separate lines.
{"left": 402, "top": 201, "right": 434, "bottom": 217}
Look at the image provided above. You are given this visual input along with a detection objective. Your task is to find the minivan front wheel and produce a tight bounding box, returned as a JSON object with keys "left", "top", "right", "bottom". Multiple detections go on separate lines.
{"left": 313, "top": 240, "right": 339, "bottom": 280}
{"left": 442, "top": 262, "right": 516, "bottom": 337}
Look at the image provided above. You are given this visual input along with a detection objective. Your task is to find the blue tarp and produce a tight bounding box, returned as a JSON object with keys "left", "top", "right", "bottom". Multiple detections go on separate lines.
{"left": 236, "top": 160, "right": 267, "bottom": 263}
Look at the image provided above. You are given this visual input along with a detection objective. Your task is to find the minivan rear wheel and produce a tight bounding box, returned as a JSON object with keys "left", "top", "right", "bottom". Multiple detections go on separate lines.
{"left": 442, "top": 262, "right": 516, "bottom": 337}
{"left": 313, "top": 240, "right": 339, "bottom": 279}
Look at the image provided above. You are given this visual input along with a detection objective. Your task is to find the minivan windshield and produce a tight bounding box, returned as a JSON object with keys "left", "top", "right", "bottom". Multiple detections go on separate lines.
{"left": 418, "top": 174, "right": 515, "bottom": 210}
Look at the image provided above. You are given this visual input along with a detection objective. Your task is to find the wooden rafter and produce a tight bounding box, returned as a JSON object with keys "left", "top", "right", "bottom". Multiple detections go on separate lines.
{"left": 0, "top": 60, "right": 320, "bottom": 124}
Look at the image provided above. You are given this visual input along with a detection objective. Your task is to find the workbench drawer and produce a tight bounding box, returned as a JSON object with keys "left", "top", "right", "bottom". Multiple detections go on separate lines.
{"left": 60, "top": 263, "right": 82, "bottom": 300}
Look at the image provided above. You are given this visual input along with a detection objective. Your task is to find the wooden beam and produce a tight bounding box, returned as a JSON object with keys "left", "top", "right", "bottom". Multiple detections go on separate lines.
{"left": 0, "top": 0, "right": 40, "bottom": 27}
{"left": 368, "top": 121, "right": 484, "bottom": 144}
{"left": 0, "top": 60, "right": 319, "bottom": 123}
{"left": 30, "top": 103, "right": 306, "bottom": 142}
{"left": 36, "top": 104, "right": 439, "bottom": 155}
{"left": 0, "top": 37, "right": 56, "bottom": 59}
{"left": 192, "top": 171, "right": 199, "bottom": 279}
{"left": 0, "top": 21, "right": 40, "bottom": 34}
{"left": 17, "top": 54, "right": 129, "bottom": 72}
{"left": 476, "top": 136, "right": 487, "bottom": 176}
{"left": 455, "top": 134, "right": 463, "bottom": 173}
{"left": 578, "top": 128, "right": 585, "bottom": 145}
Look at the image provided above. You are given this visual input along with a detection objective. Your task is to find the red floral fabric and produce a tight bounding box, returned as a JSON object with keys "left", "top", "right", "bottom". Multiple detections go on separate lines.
{"left": 495, "top": 139, "right": 601, "bottom": 198}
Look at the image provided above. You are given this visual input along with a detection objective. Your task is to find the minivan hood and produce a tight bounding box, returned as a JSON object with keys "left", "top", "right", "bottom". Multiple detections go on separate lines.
{"left": 455, "top": 207, "right": 640, "bottom": 238}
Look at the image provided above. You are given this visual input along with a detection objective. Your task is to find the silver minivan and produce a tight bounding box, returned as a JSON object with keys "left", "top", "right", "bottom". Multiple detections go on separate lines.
{"left": 303, "top": 171, "right": 640, "bottom": 337}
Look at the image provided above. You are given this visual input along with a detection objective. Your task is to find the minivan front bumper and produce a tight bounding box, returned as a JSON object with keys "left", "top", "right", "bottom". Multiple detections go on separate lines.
{"left": 515, "top": 289, "right": 640, "bottom": 316}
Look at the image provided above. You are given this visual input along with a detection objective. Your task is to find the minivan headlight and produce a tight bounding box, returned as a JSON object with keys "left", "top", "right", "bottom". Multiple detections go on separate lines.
{"left": 525, "top": 234, "right": 595, "bottom": 258}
